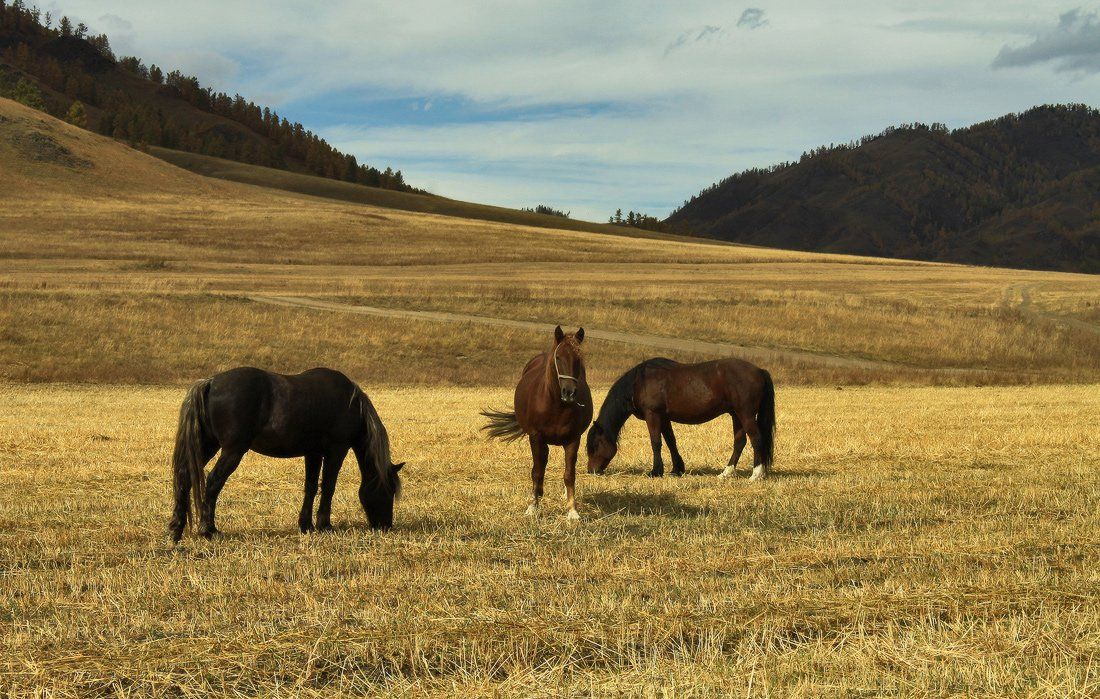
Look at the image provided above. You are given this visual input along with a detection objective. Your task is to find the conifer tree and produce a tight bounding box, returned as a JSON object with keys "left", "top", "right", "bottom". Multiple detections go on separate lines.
{"left": 65, "top": 100, "right": 87, "bottom": 128}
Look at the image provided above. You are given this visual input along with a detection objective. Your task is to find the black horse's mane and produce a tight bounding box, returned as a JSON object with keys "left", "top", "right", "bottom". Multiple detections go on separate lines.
{"left": 356, "top": 387, "right": 401, "bottom": 497}
{"left": 590, "top": 358, "right": 677, "bottom": 451}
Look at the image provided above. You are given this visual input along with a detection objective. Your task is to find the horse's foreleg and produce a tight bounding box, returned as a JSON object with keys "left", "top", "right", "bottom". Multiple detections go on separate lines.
{"left": 660, "top": 418, "right": 685, "bottom": 476}
{"left": 718, "top": 414, "right": 747, "bottom": 479}
{"left": 199, "top": 448, "right": 246, "bottom": 538}
{"left": 316, "top": 447, "right": 348, "bottom": 531}
{"left": 527, "top": 435, "right": 548, "bottom": 515}
{"left": 299, "top": 452, "right": 322, "bottom": 533}
{"left": 563, "top": 439, "right": 580, "bottom": 520}
{"left": 644, "top": 412, "right": 665, "bottom": 477}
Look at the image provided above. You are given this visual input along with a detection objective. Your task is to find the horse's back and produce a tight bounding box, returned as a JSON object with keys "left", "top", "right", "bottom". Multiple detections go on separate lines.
{"left": 641, "top": 357, "right": 766, "bottom": 422}
{"left": 204, "top": 366, "right": 363, "bottom": 456}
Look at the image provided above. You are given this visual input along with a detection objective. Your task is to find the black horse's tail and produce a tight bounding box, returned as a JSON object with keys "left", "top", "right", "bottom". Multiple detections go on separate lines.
{"left": 480, "top": 408, "right": 526, "bottom": 442}
{"left": 756, "top": 370, "right": 776, "bottom": 468}
{"left": 172, "top": 379, "right": 211, "bottom": 529}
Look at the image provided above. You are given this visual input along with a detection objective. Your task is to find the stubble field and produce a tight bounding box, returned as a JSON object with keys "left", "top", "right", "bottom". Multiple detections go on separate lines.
{"left": 2, "top": 383, "right": 1098, "bottom": 696}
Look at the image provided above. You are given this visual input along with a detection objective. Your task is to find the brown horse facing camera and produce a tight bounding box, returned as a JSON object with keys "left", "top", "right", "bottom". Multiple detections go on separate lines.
{"left": 481, "top": 326, "right": 592, "bottom": 520}
{"left": 586, "top": 358, "right": 775, "bottom": 479}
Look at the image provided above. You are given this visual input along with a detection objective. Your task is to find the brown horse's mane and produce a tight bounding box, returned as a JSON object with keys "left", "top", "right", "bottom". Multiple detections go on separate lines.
{"left": 590, "top": 358, "right": 676, "bottom": 451}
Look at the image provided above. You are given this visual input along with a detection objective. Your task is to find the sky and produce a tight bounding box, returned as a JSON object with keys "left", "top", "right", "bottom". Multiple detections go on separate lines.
{"left": 46, "top": 1, "right": 1100, "bottom": 221}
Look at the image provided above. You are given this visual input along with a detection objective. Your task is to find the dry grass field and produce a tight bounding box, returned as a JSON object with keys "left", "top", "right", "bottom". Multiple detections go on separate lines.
{"left": 3, "top": 97, "right": 1100, "bottom": 696}
{"left": 2, "top": 98, "right": 1098, "bottom": 387}
{"left": 1, "top": 384, "right": 1098, "bottom": 696}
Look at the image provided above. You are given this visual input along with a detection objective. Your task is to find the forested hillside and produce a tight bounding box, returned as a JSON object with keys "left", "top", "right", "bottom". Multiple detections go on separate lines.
{"left": 669, "top": 105, "right": 1100, "bottom": 272}
{"left": 0, "top": 0, "right": 414, "bottom": 191}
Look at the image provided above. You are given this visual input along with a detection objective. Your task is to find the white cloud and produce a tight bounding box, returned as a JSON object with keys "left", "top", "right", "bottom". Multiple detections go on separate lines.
{"left": 737, "top": 8, "right": 768, "bottom": 30}
{"left": 994, "top": 8, "right": 1100, "bottom": 73}
{"left": 52, "top": 1, "right": 1100, "bottom": 220}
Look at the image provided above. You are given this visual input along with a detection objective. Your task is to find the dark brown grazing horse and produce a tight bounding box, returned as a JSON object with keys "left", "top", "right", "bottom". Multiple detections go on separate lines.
{"left": 481, "top": 326, "right": 592, "bottom": 519}
{"left": 168, "top": 367, "right": 403, "bottom": 542}
{"left": 586, "top": 358, "right": 775, "bottom": 479}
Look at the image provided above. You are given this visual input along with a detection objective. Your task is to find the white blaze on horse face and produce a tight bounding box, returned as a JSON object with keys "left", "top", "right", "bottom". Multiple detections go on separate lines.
{"left": 750, "top": 464, "right": 767, "bottom": 481}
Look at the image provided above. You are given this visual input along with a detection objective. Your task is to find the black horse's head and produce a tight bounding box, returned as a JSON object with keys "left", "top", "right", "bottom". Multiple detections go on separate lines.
{"left": 586, "top": 421, "right": 617, "bottom": 474}
{"left": 360, "top": 462, "right": 404, "bottom": 530}
{"left": 552, "top": 325, "right": 586, "bottom": 404}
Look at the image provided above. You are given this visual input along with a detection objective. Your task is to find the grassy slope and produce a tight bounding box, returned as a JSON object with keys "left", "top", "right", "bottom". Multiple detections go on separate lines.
{"left": 3, "top": 97, "right": 1099, "bottom": 386}
{"left": 148, "top": 146, "right": 690, "bottom": 242}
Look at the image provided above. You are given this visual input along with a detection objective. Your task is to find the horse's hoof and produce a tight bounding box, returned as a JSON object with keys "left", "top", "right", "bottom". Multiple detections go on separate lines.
{"left": 316, "top": 523, "right": 334, "bottom": 532}
{"left": 525, "top": 504, "right": 540, "bottom": 516}
{"left": 565, "top": 509, "right": 581, "bottom": 521}
{"left": 671, "top": 470, "right": 684, "bottom": 478}
{"left": 299, "top": 523, "right": 315, "bottom": 534}
{"left": 198, "top": 527, "right": 220, "bottom": 539}
{"left": 648, "top": 471, "right": 663, "bottom": 478}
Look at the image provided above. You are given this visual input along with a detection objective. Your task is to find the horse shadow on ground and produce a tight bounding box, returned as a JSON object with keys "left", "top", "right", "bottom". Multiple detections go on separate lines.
{"left": 585, "top": 489, "right": 704, "bottom": 519}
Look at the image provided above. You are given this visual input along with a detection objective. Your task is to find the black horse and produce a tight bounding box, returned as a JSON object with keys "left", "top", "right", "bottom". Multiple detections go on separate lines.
{"left": 168, "top": 367, "right": 403, "bottom": 542}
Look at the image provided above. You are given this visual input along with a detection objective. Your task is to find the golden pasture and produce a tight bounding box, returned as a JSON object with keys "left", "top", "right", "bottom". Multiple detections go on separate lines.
{"left": 2, "top": 97, "right": 1100, "bottom": 696}
{"left": 2, "top": 384, "right": 1099, "bottom": 697}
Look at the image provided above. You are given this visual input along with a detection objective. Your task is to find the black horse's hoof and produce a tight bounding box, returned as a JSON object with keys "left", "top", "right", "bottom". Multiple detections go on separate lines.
{"left": 316, "top": 523, "right": 335, "bottom": 532}
{"left": 299, "top": 523, "right": 315, "bottom": 534}
{"left": 671, "top": 470, "right": 685, "bottom": 478}
{"left": 648, "top": 471, "right": 664, "bottom": 478}
{"left": 198, "top": 527, "right": 221, "bottom": 539}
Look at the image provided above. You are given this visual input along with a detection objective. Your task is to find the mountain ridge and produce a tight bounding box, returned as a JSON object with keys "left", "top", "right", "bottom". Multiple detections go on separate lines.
{"left": 668, "top": 105, "right": 1100, "bottom": 273}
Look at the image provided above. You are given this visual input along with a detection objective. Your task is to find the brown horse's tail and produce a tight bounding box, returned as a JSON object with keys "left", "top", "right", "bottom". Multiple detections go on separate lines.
{"left": 480, "top": 408, "right": 526, "bottom": 442}
{"left": 757, "top": 370, "right": 776, "bottom": 468}
{"left": 172, "top": 379, "right": 211, "bottom": 530}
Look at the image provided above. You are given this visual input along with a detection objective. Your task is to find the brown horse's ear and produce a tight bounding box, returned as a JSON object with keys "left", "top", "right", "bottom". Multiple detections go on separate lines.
{"left": 554, "top": 325, "right": 565, "bottom": 344}
{"left": 576, "top": 327, "right": 585, "bottom": 343}
{"left": 392, "top": 462, "right": 405, "bottom": 473}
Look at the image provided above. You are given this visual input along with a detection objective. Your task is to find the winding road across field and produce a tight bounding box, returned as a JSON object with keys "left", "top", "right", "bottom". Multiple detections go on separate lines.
{"left": 249, "top": 294, "right": 920, "bottom": 372}
{"left": 1000, "top": 283, "right": 1100, "bottom": 337}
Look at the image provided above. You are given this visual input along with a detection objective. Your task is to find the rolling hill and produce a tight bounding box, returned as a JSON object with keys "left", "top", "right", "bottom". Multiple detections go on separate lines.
{"left": 668, "top": 105, "right": 1100, "bottom": 273}
{"left": 0, "top": 1, "right": 413, "bottom": 192}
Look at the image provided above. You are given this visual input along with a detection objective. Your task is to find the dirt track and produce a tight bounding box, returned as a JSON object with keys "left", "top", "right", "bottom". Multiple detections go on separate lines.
{"left": 1000, "top": 283, "right": 1100, "bottom": 337}
{"left": 250, "top": 294, "right": 910, "bottom": 371}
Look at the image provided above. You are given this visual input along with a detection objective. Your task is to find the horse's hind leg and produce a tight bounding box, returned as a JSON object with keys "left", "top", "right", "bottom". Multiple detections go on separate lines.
{"left": 298, "top": 452, "right": 322, "bottom": 533}
{"left": 660, "top": 418, "right": 685, "bottom": 476}
{"left": 199, "top": 448, "right": 246, "bottom": 538}
{"left": 316, "top": 447, "right": 348, "bottom": 531}
{"left": 718, "top": 414, "right": 747, "bottom": 479}
{"left": 527, "top": 435, "right": 548, "bottom": 515}
{"left": 740, "top": 412, "right": 767, "bottom": 481}
{"left": 644, "top": 412, "right": 665, "bottom": 477}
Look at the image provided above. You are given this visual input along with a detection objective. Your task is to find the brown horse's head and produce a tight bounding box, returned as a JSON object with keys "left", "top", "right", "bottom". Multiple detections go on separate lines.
{"left": 552, "top": 325, "right": 586, "bottom": 404}
{"left": 586, "top": 421, "right": 616, "bottom": 474}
